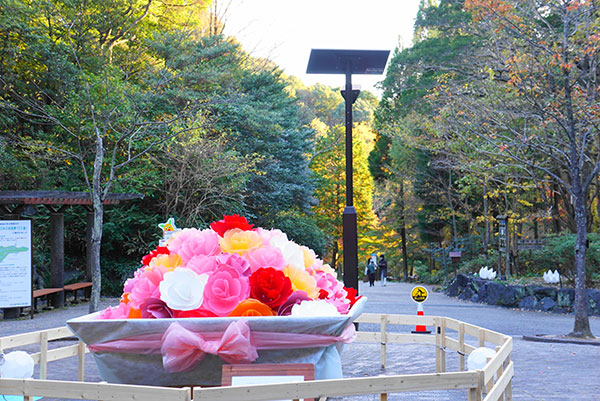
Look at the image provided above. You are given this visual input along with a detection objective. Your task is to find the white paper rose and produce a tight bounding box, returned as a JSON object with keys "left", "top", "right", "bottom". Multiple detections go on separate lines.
{"left": 270, "top": 237, "right": 305, "bottom": 270}
{"left": 291, "top": 299, "right": 341, "bottom": 317}
{"left": 159, "top": 268, "right": 208, "bottom": 311}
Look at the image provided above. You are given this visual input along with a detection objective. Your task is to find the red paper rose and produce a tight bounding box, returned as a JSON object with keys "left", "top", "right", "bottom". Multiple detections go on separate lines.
{"left": 210, "top": 214, "right": 254, "bottom": 237}
{"left": 173, "top": 308, "right": 218, "bottom": 318}
{"left": 141, "top": 246, "right": 170, "bottom": 266}
{"left": 344, "top": 286, "right": 362, "bottom": 309}
{"left": 249, "top": 267, "right": 292, "bottom": 308}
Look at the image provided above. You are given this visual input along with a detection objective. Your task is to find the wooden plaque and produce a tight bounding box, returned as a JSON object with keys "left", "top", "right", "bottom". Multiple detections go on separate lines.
{"left": 221, "top": 363, "right": 315, "bottom": 401}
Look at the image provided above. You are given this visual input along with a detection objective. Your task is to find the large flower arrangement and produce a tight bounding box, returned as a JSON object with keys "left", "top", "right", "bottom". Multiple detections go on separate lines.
{"left": 99, "top": 215, "right": 361, "bottom": 320}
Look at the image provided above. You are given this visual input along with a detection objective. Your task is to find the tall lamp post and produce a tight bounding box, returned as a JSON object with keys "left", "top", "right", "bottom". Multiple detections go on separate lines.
{"left": 306, "top": 49, "right": 389, "bottom": 293}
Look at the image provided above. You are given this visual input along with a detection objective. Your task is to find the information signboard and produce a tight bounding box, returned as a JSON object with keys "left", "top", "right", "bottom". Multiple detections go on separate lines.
{"left": 0, "top": 220, "right": 32, "bottom": 308}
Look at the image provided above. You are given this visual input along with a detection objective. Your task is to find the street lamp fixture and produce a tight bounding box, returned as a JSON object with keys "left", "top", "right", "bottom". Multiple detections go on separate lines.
{"left": 306, "top": 49, "right": 390, "bottom": 294}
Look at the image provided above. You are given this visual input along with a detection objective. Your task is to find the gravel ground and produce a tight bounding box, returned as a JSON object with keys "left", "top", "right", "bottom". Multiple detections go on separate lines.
{"left": 1, "top": 282, "right": 599, "bottom": 400}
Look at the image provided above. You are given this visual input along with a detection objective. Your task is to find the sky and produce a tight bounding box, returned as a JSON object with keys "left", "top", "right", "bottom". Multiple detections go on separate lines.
{"left": 221, "top": 0, "right": 422, "bottom": 96}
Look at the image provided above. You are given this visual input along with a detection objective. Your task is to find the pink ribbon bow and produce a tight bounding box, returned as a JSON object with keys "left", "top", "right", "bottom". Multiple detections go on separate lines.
{"left": 161, "top": 320, "right": 258, "bottom": 373}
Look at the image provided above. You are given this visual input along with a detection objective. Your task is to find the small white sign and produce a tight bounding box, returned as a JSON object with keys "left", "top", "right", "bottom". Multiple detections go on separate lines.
{"left": 231, "top": 375, "right": 305, "bottom": 401}
{"left": 0, "top": 220, "right": 32, "bottom": 308}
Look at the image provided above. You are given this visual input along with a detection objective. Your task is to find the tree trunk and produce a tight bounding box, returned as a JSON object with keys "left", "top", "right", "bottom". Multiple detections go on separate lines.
{"left": 570, "top": 189, "right": 593, "bottom": 337}
{"left": 89, "top": 132, "right": 105, "bottom": 313}
{"left": 330, "top": 240, "right": 338, "bottom": 273}
{"left": 399, "top": 180, "right": 409, "bottom": 281}
{"left": 553, "top": 183, "right": 562, "bottom": 233}
{"left": 483, "top": 178, "right": 489, "bottom": 261}
{"left": 449, "top": 171, "right": 458, "bottom": 242}
{"left": 561, "top": 6, "right": 592, "bottom": 337}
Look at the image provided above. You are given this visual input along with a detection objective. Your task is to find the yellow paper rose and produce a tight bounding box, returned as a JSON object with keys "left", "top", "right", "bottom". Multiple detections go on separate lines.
{"left": 219, "top": 228, "right": 263, "bottom": 255}
{"left": 316, "top": 263, "right": 336, "bottom": 276}
{"left": 283, "top": 265, "right": 318, "bottom": 299}
{"left": 300, "top": 245, "right": 317, "bottom": 269}
{"left": 149, "top": 253, "right": 182, "bottom": 271}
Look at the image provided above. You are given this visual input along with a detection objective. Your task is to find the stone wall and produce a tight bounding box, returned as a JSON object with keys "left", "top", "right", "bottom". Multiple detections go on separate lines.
{"left": 445, "top": 274, "right": 600, "bottom": 316}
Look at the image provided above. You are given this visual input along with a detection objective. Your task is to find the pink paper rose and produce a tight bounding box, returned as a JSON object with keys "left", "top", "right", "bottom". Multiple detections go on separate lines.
{"left": 244, "top": 247, "right": 286, "bottom": 273}
{"left": 314, "top": 271, "right": 350, "bottom": 314}
{"left": 201, "top": 265, "right": 250, "bottom": 316}
{"left": 186, "top": 254, "right": 218, "bottom": 275}
{"left": 167, "top": 228, "right": 220, "bottom": 263}
{"left": 128, "top": 265, "right": 168, "bottom": 309}
{"left": 216, "top": 252, "right": 252, "bottom": 276}
{"left": 277, "top": 290, "right": 311, "bottom": 316}
{"left": 256, "top": 228, "right": 288, "bottom": 246}
{"left": 98, "top": 302, "right": 131, "bottom": 319}
{"left": 140, "top": 297, "right": 173, "bottom": 319}
{"left": 122, "top": 267, "right": 144, "bottom": 293}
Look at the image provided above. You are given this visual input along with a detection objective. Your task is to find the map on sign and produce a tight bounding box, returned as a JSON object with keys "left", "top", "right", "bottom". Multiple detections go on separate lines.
{"left": 0, "top": 220, "right": 32, "bottom": 308}
{"left": 0, "top": 245, "right": 29, "bottom": 263}
{"left": 411, "top": 286, "right": 428, "bottom": 303}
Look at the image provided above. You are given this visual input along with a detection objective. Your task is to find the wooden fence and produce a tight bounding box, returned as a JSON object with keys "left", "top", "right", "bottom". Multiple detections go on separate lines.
{"left": 0, "top": 314, "right": 512, "bottom": 401}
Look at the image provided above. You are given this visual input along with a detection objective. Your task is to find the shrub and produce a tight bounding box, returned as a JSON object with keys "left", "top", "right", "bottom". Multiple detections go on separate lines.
{"left": 414, "top": 259, "right": 445, "bottom": 284}
{"left": 527, "top": 233, "right": 600, "bottom": 285}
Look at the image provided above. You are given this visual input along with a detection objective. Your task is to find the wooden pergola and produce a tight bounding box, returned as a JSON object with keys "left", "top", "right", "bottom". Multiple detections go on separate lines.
{"left": 0, "top": 190, "right": 143, "bottom": 317}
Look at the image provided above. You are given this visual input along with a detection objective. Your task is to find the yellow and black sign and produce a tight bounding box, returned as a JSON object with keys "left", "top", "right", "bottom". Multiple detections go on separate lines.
{"left": 411, "top": 286, "right": 428, "bottom": 303}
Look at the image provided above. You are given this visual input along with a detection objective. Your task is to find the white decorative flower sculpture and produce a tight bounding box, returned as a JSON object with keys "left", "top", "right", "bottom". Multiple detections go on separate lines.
{"left": 543, "top": 269, "right": 560, "bottom": 284}
{"left": 478, "top": 266, "right": 497, "bottom": 280}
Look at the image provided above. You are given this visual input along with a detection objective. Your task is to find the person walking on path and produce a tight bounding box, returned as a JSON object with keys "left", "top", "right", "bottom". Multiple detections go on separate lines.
{"left": 378, "top": 254, "right": 388, "bottom": 286}
{"left": 366, "top": 258, "right": 376, "bottom": 287}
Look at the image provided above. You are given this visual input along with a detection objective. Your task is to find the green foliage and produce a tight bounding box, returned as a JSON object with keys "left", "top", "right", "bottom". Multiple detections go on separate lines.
{"left": 100, "top": 259, "right": 139, "bottom": 297}
{"left": 373, "top": 0, "right": 477, "bottom": 249}
{"left": 0, "top": 1, "right": 324, "bottom": 297}
{"left": 413, "top": 259, "right": 444, "bottom": 284}
{"left": 528, "top": 234, "right": 600, "bottom": 284}
{"left": 368, "top": 134, "right": 391, "bottom": 182}
{"left": 271, "top": 211, "right": 328, "bottom": 258}
{"left": 457, "top": 251, "right": 499, "bottom": 275}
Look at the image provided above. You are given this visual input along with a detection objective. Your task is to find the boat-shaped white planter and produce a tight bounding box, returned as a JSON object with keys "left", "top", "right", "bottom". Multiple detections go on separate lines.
{"left": 67, "top": 297, "right": 366, "bottom": 386}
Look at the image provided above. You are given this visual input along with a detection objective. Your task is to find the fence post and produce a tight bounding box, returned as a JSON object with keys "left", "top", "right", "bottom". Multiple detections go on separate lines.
{"left": 468, "top": 370, "right": 483, "bottom": 401}
{"left": 380, "top": 315, "right": 388, "bottom": 401}
{"left": 40, "top": 331, "right": 48, "bottom": 380}
{"left": 78, "top": 340, "right": 86, "bottom": 381}
{"left": 435, "top": 317, "right": 441, "bottom": 373}
{"left": 440, "top": 318, "right": 446, "bottom": 373}
{"left": 495, "top": 345, "right": 504, "bottom": 401}
{"left": 505, "top": 355, "right": 513, "bottom": 401}
{"left": 485, "top": 355, "right": 494, "bottom": 393}
{"left": 380, "top": 314, "right": 387, "bottom": 369}
{"left": 459, "top": 323, "right": 465, "bottom": 371}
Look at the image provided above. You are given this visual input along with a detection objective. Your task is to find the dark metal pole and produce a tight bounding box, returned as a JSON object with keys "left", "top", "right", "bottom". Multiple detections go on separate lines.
{"left": 342, "top": 63, "right": 358, "bottom": 293}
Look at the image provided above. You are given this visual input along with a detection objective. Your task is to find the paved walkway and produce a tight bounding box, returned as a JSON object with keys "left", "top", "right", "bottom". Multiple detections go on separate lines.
{"left": 1, "top": 283, "right": 599, "bottom": 400}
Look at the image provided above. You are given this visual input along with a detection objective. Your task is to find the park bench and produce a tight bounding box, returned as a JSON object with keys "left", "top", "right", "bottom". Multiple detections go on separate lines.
{"left": 31, "top": 287, "right": 64, "bottom": 317}
{"left": 28, "top": 282, "right": 92, "bottom": 318}
{"left": 64, "top": 281, "right": 92, "bottom": 303}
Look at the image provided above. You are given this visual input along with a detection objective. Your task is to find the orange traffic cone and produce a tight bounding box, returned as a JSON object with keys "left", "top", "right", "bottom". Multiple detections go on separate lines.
{"left": 411, "top": 302, "right": 431, "bottom": 334}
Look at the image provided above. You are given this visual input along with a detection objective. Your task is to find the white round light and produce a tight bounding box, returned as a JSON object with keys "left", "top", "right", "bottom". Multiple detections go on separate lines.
{"left": 467, "top": 347, "right": 496, "bottom": 371}
{"left": 0, "top": 350, "right": 35, "bottom": 379}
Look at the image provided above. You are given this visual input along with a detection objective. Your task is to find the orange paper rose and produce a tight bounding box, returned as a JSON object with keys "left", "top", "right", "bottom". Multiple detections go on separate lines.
{"left": 228, "top": 299, "right": 276, "bottom": 317}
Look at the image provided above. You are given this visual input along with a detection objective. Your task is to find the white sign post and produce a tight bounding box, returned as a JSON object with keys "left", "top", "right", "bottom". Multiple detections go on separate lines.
{"left": 0, "top": 220, "right": 32, "bottom": 308}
